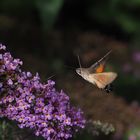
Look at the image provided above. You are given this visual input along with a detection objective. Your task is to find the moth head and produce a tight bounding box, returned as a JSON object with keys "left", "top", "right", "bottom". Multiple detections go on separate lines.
{"left": 76, "top": 68, "right": 87, "bottom": 76}
{"left": 76, "top": 68, "right": 83, "bottom": 76}
{"left": 76, "top": 68, "right": 90, "bottom": 82}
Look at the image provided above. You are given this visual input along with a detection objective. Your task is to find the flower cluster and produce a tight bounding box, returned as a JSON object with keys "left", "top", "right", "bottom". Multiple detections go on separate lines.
{"left": 87, "top": 120, "right": 115, "bottom": 136}
{"left": 0, "top": 44, "right": 85, "bottom": 140}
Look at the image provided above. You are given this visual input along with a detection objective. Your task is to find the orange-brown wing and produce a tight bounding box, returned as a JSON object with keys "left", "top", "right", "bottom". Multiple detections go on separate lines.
{"left": 95, "top": 63, "right": 105, "bottom": 73}
{"left": 89, "top": 72, "right": 117, "bottom": 88}
{"left": 89, "top": 50, "right": 112, "bottom": 73}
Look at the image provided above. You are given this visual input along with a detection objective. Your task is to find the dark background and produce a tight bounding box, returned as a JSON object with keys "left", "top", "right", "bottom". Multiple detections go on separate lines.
{"left": 0, "top": 0, "right": 140, "bottom": 139}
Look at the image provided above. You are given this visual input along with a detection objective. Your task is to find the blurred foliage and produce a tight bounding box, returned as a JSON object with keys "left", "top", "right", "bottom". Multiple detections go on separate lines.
{"left": 0, "top": 0, "right": 34, "bottom": 16}
{"left": 0, "top": 0, "right": 63, "bottom": 31}
{"left": 0, "top": 119, "right": 44, "bottom": 140}
{"left": 1, "top": 0, "right": 140, "bottom": 35}
{"left": 124, "top": 127, "right": 140, "bottom": 140}
{"left": 87, "top": 120, "right": 115, "bottom": 135}
{"left": 35, "top": 0, "right": 64, "bottom": 30}
{"left": 0, "top": 119, "right": 16, "bottom": 140}
{"left": 86, "top": 0, "right": 140, "bottom": 35}
{"left": 0, "top": 0, "right": 140, "bottom": 139}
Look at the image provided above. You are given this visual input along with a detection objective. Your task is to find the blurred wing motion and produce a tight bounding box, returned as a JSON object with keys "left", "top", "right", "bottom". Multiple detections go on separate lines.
{"left": 89, "top": 50, "right": 112, "bottom": 73}
{"left": 89, "top": 72, "right": 117, "bottom": 89}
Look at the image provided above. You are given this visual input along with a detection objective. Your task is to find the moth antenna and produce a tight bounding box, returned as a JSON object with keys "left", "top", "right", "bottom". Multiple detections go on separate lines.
{"left": 98, "top": 49, "right": 112, "bottom": 63}
{"left": 90, "top": 50, "right": 112, "bottom": 68}
{"left": 77, "top": 54, "right": 82, "bottom": 69}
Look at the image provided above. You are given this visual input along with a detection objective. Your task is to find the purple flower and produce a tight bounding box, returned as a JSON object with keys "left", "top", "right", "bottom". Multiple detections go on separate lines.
{"left": 26, "top": 94, "right": 35, "bottom": 103}
{"left": 64, "top": 117, "right": 72, "bottom": 126}
{"left": 0, "top": 44, "right": 85, "bottom": 140}
{"left": 0, "top": 83, "right": 3, "bottom": 88}
{"left": 132, "top": 51, "right": 140, "bottom": 63}
{"left": 27, "top": 71, "right": 32, "bottom": 77}
{"left": 0, "top": 54, "right": 3, "bottom": 59}
{"left": 0, "top": 44, "right": 6, "bottom": 50}
{"left": 122, "top": 63, "right": 132, "bottom": 73}
{"left": 7, "top": 79, "right": 13, "bottom": 85}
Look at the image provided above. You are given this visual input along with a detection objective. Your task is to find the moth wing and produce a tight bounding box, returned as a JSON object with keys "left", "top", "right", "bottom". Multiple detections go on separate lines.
{"left": 89, "top": 72, "right": 117, "bottom": 89}
{"left": 89, "top": 50, "right": 112, "bottom": 73}
{"left": 95, "top": 63, "right": 106, "bottom": 73}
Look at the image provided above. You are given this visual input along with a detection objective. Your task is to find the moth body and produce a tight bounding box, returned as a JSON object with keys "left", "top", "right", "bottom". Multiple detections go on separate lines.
{"left": 76, "top": 50, "right": 118, "bottom": 92}
{"left": 76, "top": 68, "right": 96, "bottom": 85}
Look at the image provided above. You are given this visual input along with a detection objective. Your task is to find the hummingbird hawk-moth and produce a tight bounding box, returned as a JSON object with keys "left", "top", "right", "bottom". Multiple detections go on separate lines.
{"left": 76, "top": 50, "right": 117, "bottom": 93}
